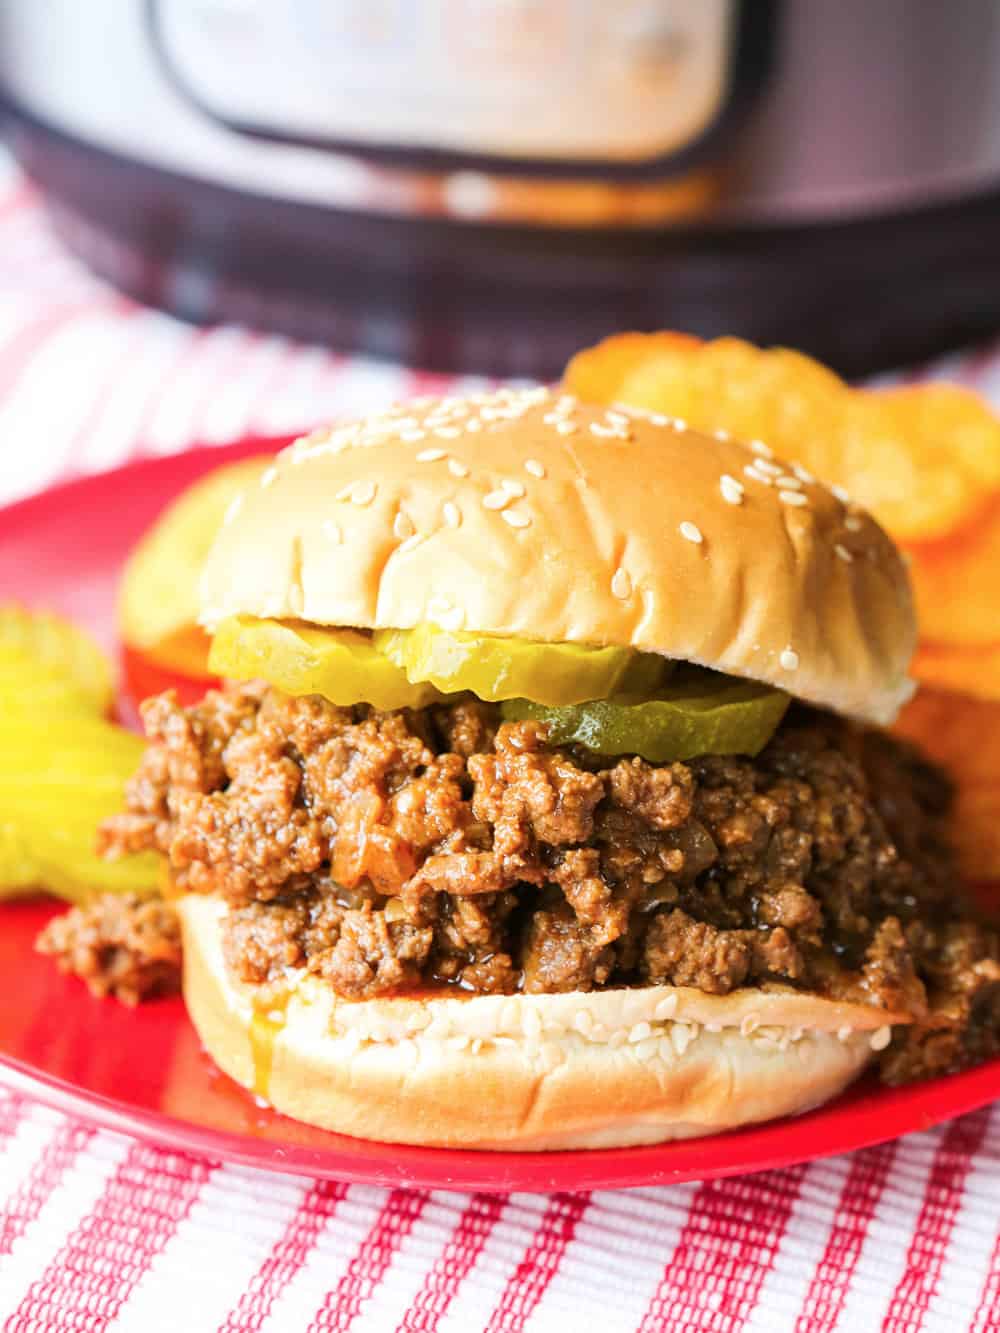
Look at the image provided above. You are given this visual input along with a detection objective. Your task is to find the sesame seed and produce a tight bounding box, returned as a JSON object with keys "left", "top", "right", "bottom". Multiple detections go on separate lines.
{"left": 400, "top": 429, "right": 426, "bottom": 443}
{"left": 714, "top": 428, "right": 730, "bottom": 441}
{"left": 755, "top": 459, "right": 783, "bottom": 476}
{"left": 776, "top": 475, "right": 802, "bottom": 490}
{"left": 448, "top": 458, "right": 469, "bottom": 478}
{"left": 649, "top": 413, "right": 670, "bottom": 427}
{"left": 393, "top": 510, "right": 415, "bottom": 540}
{"left": 793, "top": 463, "right": 815, "bottom": 483}
{"left": 679, "top": 521, "right": 703, "bottom": 544}
{"left": 434, "top": 426, "right": 461, "bottom": 439}
{"left": 779, "top": 490, "right": 809, "bottom": 506}
{"left": 720, "top": 475, "right": 744, "bottom": 505}
{"left": 542, "top": 412, "right": 562, "bottom": 425}
{"left": 525, "top": 458, "right": 546, "bottom": 478}
{"left": 500, "top": 479, "right": 526, "bottom": 498}
{"left": 837, "top": 1026, "right": 853, "bottom": 1042}
{"left": 590, "top": 422, "right": 616, "bottom": 437}
{"left": 323, "top": 519, "right": 342, "bottom": 544}
{"left": 835, "top": 543, "right": 854, "bottom": 563}
{"left": 351, "top": 480, "right": 377, "bottom": 506}
{"left": 443, "top": 501, "right": 461, "bottom": 529}
{"left": 260, "top": 466, "right": 278, "bottom": 488}
{"left": 744, "top": 464, "right": 773, "bottom": 486}
{"left": 750, "top": 439, "right": 774, "bottom": 458}
{"left": 780, "top": 647, "right": 799, "bottom": 671}
{"left": 223, "top": 494, "right": 243, "bottom": 526}
{"left": 555, "top": 420, "right": 578, "bottom": 435}
{"left": 416, "top": 447, "right": 446, "bottom": 463}
{"left": 557, "top": 394, "right": 577, "bottom": 411}
{"left": 501, "top": 508, "right": 531, "bottom": 528}
{"left": 870, "top": 1025, "right": 892, "bottom": 1052}
{"left": 844, "top": 514, "right": 863, "bottom": 532}
{"left": 832, "top": 484, "right": 851, "bottom": 504}
{"left": 606, "top": 410, "right": 629, "bottom": 427}
{"left": 611, "top": 568, "right": 631, "bottom": 600}
{"left": 672, "top": 417, "right": 688, "bottom": 431}
{"left": 483, "top": 489, "right": 511, "bottom": 510}
{"left": 465, "top": 418, "right": 482, "bottom": 432}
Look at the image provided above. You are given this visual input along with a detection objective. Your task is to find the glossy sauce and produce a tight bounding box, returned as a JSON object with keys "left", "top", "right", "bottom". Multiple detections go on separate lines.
{"left": 249, "top": 992, "right": 290, "bottom": 1101}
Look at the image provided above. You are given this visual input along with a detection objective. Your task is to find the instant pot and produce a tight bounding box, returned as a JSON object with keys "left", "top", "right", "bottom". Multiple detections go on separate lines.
{"left": 2, "top": 1, "right": 1000, "bottom": 376}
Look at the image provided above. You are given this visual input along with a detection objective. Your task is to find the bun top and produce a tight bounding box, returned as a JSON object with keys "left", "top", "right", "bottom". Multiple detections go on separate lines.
{"left": 200, "top": 387, "right": 916, "bottom": 724}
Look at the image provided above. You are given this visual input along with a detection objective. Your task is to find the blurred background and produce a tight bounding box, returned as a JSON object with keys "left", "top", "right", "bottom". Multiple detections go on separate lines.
{"left": 3, "top": 0, "right": 1000, "bottom": 379}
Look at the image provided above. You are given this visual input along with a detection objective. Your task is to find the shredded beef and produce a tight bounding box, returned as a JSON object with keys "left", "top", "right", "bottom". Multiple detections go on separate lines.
{"left": 99, "top": 686, "right": 1000, "bottom": 1081}
{"left": 36, "top": 893, "right": 181, "bottom": 1005}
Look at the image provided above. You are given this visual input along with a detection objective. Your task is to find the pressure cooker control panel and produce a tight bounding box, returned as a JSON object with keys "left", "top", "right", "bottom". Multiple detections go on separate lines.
{"left": 152, "top": 0, "right": 741, "bottom": 173}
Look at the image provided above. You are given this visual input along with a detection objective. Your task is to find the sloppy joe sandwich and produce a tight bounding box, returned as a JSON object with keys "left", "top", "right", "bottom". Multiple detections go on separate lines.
{"left": 99, "top": 388, "right": 1000, "bottom": 1149}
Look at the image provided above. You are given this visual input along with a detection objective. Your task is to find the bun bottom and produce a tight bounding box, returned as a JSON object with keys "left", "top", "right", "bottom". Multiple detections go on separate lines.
{"left": 179, "top": 895, "right": 899, "bottom": 1151}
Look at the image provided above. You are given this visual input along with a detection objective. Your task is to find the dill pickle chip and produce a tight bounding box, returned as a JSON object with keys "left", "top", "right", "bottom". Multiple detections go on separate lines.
{"left": 0, "top": 605, "right": 112, "bottom": 714}
{"left": 0, "top": 608, "right": 162, "bottom": 901}
{"left": 374, "top": 624, "right": 660, "bottom": 705}
{"left": 0, "top": 821, "right": 161, "bottom": 904}
{"left": 0, "top": 717, "right": 160, "bottom": 902}
{"left": 501, "top": 668, "right": 790, "bottom": 761}
{"left": 209, "top": 616, "right": 443, "bottom": 710}
{"left": 0, "top": 671, "right": 99, "bottom": 720}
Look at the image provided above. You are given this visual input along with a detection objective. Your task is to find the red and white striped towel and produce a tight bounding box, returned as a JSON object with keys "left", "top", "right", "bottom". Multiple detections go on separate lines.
{"left": 1, "top": 151, "right": 1000, "bottom": 1332}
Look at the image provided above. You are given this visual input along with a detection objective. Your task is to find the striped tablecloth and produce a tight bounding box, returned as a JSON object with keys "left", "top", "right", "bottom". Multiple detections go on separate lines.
{"left": 1, "top": 149, "right": 1000, "bottom": 1333}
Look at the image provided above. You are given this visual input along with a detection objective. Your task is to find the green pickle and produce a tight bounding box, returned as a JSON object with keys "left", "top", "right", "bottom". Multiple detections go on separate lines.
{"left": 374, "top": 624, "right": 667, "bottom": 705}
{"left": 501, "top": 667, "right": 790, "bottom": 762}
{"left": 209, "top": 616, "right": 443, "bottom": 710}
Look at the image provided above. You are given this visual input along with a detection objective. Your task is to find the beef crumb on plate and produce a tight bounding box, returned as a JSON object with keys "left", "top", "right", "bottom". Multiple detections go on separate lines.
{"left": 36, "top": 892, "right": 181, "bottom": 1006}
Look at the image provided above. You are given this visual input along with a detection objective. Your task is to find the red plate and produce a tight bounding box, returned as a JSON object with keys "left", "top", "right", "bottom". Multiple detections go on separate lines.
{"left": 2, "top": 441, "right": 1000, "bottom": 1192}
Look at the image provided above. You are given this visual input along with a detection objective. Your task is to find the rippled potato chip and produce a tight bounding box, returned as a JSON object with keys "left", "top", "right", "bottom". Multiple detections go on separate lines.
{"left": 563, "top": 334, "right": 1000, "bottom": 543}
{"left": 907, "top": 502, "right": 1000, "bottom": 648}
{"left": 118, "top": 456, "right": 272, "bottom": 671}
{"left": 850, "top": 385, "right": 1000, "bottom": 542}
{"left": 893, "top": 687, "right": 1000, "bottom": 881}
{"left": 910, "top": 641, "right": 1000, "bottom": 704}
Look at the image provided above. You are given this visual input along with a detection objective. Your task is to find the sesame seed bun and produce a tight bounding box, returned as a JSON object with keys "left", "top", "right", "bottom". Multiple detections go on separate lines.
{"left": 200, "top": 388, "right": 916, "bottom": 725}
{"left": 179, "top": 895, "right": 903, "bottom": 1150}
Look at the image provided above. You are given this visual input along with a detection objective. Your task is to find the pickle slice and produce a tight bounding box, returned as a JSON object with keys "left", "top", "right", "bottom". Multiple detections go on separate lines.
{"left": 0, "top": 671, "right": 101, "bottom": 720}
{"left": 0, "top": 605, "right": 112, "bottom": 715}
{"left": 375, "top": 624, "right": 666, "bottom": 706}
{"left": 0, "top": 822, "right": 161, "bottom": 903}
{"left": 0, "top": 717, "right": 160, "bottom": 902}
{"left": 209, "top": 616, "right": 444, "bottom": 710}
{"left": 501, "top": 668, "right": 790, "bottom": 762}
{"left": 0, "top": 609, "right": 162, "bottom": 902}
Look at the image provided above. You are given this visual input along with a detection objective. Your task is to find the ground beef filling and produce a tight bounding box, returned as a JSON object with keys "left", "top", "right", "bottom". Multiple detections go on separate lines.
{"left": 98, "top": 684, "right": 1000, "bottom": 1083}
